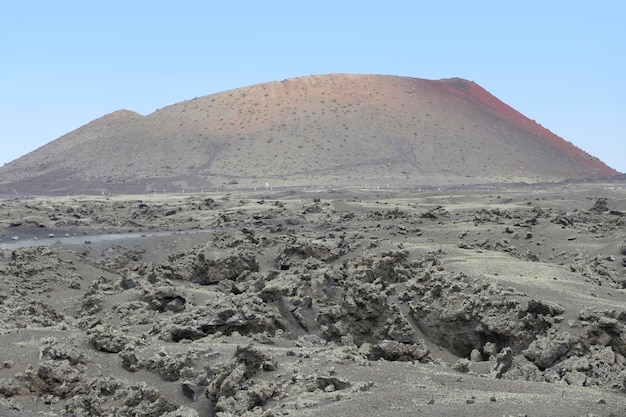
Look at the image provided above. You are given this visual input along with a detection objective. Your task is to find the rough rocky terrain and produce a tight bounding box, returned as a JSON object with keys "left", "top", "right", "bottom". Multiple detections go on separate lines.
{"left": 0, "top": 180, "right": 625, "bottom": 416}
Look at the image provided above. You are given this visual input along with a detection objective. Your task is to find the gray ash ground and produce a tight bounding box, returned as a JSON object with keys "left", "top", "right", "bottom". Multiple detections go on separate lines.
{"left": 0, "top": 182, "right": 625, "bottom": 416}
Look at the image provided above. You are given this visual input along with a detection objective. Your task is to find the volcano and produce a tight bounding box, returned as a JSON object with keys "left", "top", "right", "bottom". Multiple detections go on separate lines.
{"left": 0, "top": 74, "right": 617, "bottom": 195}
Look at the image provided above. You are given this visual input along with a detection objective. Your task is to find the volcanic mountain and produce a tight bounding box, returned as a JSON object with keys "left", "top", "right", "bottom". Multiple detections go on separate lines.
{"left": 0, "top": 74, "right": 618, "bottom": 195}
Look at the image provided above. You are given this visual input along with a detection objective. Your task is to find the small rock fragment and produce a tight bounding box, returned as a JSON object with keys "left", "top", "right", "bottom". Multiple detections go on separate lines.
{"left": 181, "top": 383, "right": 197, "bottom": 401}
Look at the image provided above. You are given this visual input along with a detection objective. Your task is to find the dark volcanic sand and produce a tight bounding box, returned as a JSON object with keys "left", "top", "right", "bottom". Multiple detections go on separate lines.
{"left": 1, "top": 181, "right": 625, "bottom": 416}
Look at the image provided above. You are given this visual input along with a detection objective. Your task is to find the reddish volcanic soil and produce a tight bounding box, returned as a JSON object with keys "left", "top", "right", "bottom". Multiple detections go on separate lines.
{"left": 436, "top": 78, "right": 608, "bottom": 172}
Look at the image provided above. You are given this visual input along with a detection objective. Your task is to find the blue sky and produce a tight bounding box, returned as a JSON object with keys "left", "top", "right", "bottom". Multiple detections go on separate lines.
{"left": 2, "top": 1, "right": 624, "bottom": 172}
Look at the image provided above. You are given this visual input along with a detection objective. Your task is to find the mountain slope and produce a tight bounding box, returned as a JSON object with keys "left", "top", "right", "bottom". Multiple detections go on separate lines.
{"left": 0, "top": 74, "right": 617, "bottom": 195}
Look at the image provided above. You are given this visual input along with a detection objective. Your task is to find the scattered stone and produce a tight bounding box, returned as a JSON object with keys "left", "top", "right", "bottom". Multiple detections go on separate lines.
{"left": 590, "top": 198, "right": 609, "bottom": 213}
{"left": 453, "top": 358, "right": 470, "bottom": 373}
{"left": 89, "top": 324, "right": 136, "bottom": 353}
{"left": 564, "top": 370, "right": 587, "bottom": 386}
{"left": 207, "top": 344, "right": 279, "bottom": 414}
{"left": 527, "top": 299, "right": 565, "bottom": 316}
{"left": 0, "top": 378, "right": 20, "bottom": 397}
{"left": 470, "top": 349, "right": 483, "bottom": 362}
{"left": 524, "top": 332, "right": 579, "bottom": 369}
{"left": 483, "top": 342, "right": 498, "bottom": 359}
{"left": 311, "top": 375, "right": 351, "bottom": 392}
{"left": 491, "top": 347, "right": 513, "bottom": 378}
{"left": 181, "top": 383, "right": 197, "bottom": 401}
{"left": 367, "top": 339, "right": 431, "bottom": 362}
